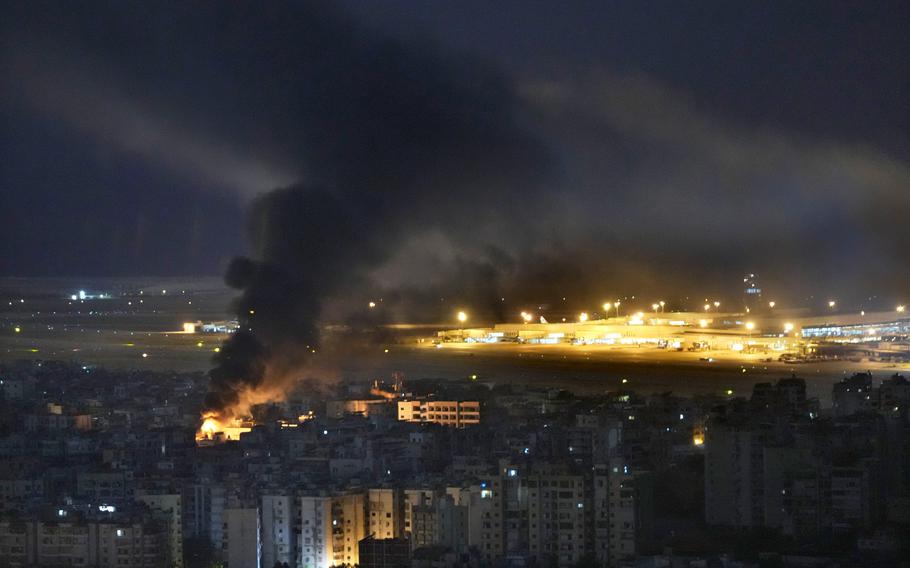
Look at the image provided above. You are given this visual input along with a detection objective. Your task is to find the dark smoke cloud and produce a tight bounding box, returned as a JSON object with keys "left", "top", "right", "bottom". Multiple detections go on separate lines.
{"left": 3, "top": 2, "right": 909, "bottom": 411}
{"left": 2, "top": 1, "right": 552, "bottom": 412}
{"left": 190, "top": 5, "right": 553, "bottom": 412}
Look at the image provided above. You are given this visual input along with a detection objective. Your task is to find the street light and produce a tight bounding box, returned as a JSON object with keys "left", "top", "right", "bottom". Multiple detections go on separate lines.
{"left": 602, "top": 302, "right": 611, "bottom": 318}
{"left": 704, "top": 304, "right": 711, "bottom": 312}
{"left": 828, "top": 300, "right": 836, "bottom": 309}
{"left": 614, "top": 301, "right": 621, "bottom": 317}
{"left": 659, "top": 300, "right": 665, "bottom": 313}
{"left": 651, "top": 303, "right": 659, "bottom": 312}
{"left": 578, "top": 312, "right": 589, "bottom": 323}
{"left": 898, "top": 305, "right": 906, "bottom": 313}
{"left": 457, "top": 311, "right": 468, "bottom": 324}
{"left": 768, "top": 301, "right": 776, "bottom": 309}
{"left": 784, "top": 322, "right": 794, "bottom": 333}
{"left": 713, "top": 301, "right": 721, "bottom": 309}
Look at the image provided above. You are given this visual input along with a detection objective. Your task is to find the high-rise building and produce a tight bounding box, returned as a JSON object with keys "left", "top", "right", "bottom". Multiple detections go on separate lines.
{"left": 261, "top": 495, "right": 296, "bottom": 568}
{"left": 402, "top": 488, "right": 436, "bottom": 543}
{"left": 606, "top": 460, "right": 653, "bottom": 567}
{"left": 704, "top": 417, "right": 772, "bottom": 527}
{"left": 469, "top": 476, "right": 506, "bottom": 561}
{"left": 300, "top": 493, "right": 366, "bottom": 568}
{"left": 299, "top": 496, "right": 331, "bottom": 568}
{"left": 0, "top": 514, "right": 167, "bottom": 567}
{"left": 223, "top": 507, "right": 260, "bottom": 568}
{"left": 445, "top": 484, "right": 486, "bottom": 552}
{"left": 368, "top": 488, "right": 403, "bottom": 539}
{"left": 526, "top": 465, "right": 587, "bottom": 567}
{"left": 183, "top": 482, "right": 226, "bottom": 551}
{"left": 135, "top": 491, "right": 184, "bottom": 567}
{"left": 593, "top": 464, "right": 611, "bottom": 566}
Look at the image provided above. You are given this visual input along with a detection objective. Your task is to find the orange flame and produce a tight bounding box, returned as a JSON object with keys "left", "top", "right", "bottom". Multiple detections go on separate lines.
{"left": 196, "top": 412, "right": 223, "bottom": 441}
{"left": 195, "top": 411, "right": 253, "bottom": 443}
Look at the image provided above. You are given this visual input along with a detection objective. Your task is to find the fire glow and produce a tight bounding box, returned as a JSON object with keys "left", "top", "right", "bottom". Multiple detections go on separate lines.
{"left": 197, "top": 412, "right": 221, "bottom": 440}
{"left": 195, "top": 412, "right": 251, "bottom": 443}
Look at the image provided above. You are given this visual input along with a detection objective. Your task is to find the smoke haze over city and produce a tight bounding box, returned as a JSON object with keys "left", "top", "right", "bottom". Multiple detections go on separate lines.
{"left": 2, "top": 3, "right": 910, "bottom": 567}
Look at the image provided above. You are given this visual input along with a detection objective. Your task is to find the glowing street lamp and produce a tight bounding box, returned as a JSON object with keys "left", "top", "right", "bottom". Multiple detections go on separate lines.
{"left": 368, "top": 301, "right": 376, "bottom": 309}
{"left": 784, "top": 322, "right": 794, "bottom": 333}
{"left": 828, "top": 300, "right": 836, "bottom": 309}
{"left": 578, "top": 312, "right": 589, "bottom": 323}
{"left": 898, "top": 305, "right": 906, "bottom": 313}
{"left": 520, "top": 311, "right": 533, "bottom": 323}
{"left": 713, "top": 301, "right": 720, "bottom": 309}
{"left": 651, "top": 303, "right": 659, "bottom": 312}
{"left": 659, "top": 300, "right": 665, "bottom": 312}
{"left": 614, "top": 301, "right": 621, "bottom": 317}
{"left": 745, "top": 322, "right": 755, "bottom": 331}
{"left": 456, "top": 311, "right": 468, "bottom": 324}
{"left": 704, "top": 304, "right": 711, "bottom": 312}
{"left": 768, "top": 301, "right": 776, "bottom": 309}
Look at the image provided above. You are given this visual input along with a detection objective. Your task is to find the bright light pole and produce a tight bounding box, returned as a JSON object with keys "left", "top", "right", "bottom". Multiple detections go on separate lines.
{"left": 602, "top": 302, "right": 611, "bottom": 319}
{"left": 659, "top": 300, "right": 665, "bottom": 313}
{"left": 614, "top": 300, "right": 621, "bottom": 318}
{"left": 578, "top": 312, "right": 589, "bottom": 323}
{"left": 651, "top": 303, "right": 659, "bottom": 313}
{"left": 457, "top": 311, "right": 467, "bottom": 324}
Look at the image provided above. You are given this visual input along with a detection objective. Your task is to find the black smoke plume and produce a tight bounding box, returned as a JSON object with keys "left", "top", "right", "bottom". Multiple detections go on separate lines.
{"left": 201, "top": 4, "right": 551, "bottom": 414}
{"left": 4, "top": 2, "right": 908, "bottom": 414}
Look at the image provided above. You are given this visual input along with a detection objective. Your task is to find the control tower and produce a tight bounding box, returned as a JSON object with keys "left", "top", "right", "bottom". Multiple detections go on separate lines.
{"left": 743, "top": 273, "right": 762, "bottom": 310}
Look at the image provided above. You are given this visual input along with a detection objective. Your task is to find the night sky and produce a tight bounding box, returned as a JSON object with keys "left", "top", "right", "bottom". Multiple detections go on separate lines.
{"left": 1, "top": 1, "right": 907, "bottom": 309}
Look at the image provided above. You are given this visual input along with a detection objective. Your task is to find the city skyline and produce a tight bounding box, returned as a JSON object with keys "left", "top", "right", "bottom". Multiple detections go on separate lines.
{"left": 1, "top": 3, "right": 908, "bottom": 567}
